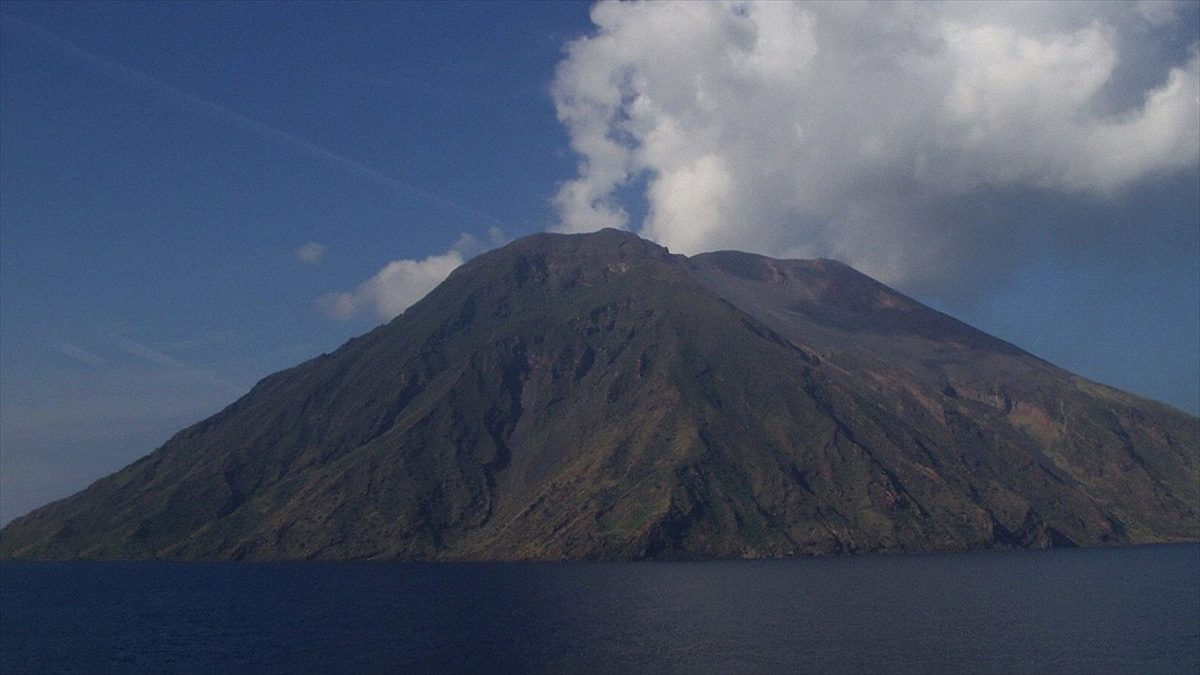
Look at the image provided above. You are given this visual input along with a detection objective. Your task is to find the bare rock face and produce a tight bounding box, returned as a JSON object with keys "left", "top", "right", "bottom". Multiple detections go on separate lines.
{"left": 2, "top": 229, "right": 1197, "bottom": 560}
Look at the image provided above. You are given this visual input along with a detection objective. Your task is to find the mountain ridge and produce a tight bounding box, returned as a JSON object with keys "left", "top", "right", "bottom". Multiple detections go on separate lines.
{"left": 2, "top": 229, "right": 1197, "bottom": 560}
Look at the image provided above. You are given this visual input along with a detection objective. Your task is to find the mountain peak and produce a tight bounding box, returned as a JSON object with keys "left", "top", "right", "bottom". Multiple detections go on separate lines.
{"left": 2, "top": 230, "right": 1196, "bottom": 560}
{"left": 499, "top": 227, "right": 668, "bottom": 256}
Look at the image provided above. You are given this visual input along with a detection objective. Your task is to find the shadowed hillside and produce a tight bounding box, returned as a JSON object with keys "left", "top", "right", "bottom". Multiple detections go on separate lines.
{"left": 2, "top": 229, "right": 1197, "bottom": 560}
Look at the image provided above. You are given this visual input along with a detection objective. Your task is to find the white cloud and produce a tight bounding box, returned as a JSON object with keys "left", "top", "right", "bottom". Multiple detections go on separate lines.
{"left": 319, "top": 228, "right": 509, "bottom": 321}
{"left": 318, "top": 250, "right": 464, "bottom": 320}
{"left": 551, "top": 1, "right": 1200, "bottom": 297}
{"left": 295, "top": 242, "right": 326, "bottom": 264}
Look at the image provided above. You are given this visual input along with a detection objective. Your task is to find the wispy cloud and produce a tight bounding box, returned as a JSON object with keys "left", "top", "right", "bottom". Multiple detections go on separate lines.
{"left": 113, "top": 335, "right": 186, "bottom": 369}
{"left": 112, "top": 334, "right": 243, "bottom": 396}
{"left": 55, "top": 341, "right": 107, "bottom": 368}
{"left": 0, "top": 12, "right": 504, "bottom": 229}
{"left": 295, "top": 242, "right": 326, "bottom": 265}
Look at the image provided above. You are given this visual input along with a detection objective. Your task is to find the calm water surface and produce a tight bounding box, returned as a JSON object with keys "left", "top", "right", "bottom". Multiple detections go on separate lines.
{"left": 2, "top": 544, "right": 1197, "bottom": 674}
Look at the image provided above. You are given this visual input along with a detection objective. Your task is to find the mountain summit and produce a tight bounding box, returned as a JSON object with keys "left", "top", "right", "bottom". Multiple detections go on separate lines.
{"left": 3, "top": 229, "right": 1197, "bottom": 560}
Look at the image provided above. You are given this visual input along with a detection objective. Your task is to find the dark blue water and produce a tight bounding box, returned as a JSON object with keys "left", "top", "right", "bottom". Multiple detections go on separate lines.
{"left": 2, "top": 544, "right": 1197, "bottom": 674}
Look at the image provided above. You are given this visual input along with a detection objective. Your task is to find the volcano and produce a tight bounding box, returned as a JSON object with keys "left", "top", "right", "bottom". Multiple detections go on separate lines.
{"left": 2, "top": 229, "right": 1197, "bottom": 560}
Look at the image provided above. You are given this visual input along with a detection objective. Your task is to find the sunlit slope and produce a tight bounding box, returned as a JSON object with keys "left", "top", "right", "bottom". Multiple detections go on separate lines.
{"left": 2, "top": 230, "right": 1196, "bottom": 559}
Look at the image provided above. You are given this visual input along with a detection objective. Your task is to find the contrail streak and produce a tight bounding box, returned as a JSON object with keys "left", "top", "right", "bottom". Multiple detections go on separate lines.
{"left": 112, "top": 334, "right": 245, "bottom": 396}
{"left": 0, "top": 12, "right": 505, "bottom": 228}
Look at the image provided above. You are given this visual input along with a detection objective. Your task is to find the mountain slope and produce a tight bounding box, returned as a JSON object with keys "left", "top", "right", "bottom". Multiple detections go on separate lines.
{"left": 2, "top": 230, "right": 1197, "bottom": 560}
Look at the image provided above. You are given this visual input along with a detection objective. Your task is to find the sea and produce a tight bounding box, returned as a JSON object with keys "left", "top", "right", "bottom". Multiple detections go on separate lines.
{"left": 1, "top": 543, "right": 1197, "bottom": 674}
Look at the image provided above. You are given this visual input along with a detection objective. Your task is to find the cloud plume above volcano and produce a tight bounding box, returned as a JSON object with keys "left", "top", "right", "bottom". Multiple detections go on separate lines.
{"left": 551, "top": 1, "right": 1200, "bottom": 299}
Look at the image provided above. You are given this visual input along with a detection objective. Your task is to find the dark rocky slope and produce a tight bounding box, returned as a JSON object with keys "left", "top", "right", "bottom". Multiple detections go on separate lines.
{"left": 2, "top": 229, "right": 1197, "bottom": 559}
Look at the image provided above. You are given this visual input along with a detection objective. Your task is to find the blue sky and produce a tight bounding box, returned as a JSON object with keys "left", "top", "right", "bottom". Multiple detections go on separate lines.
{"left": 1, "top": 1, "right": 1197, "bottom": 524}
